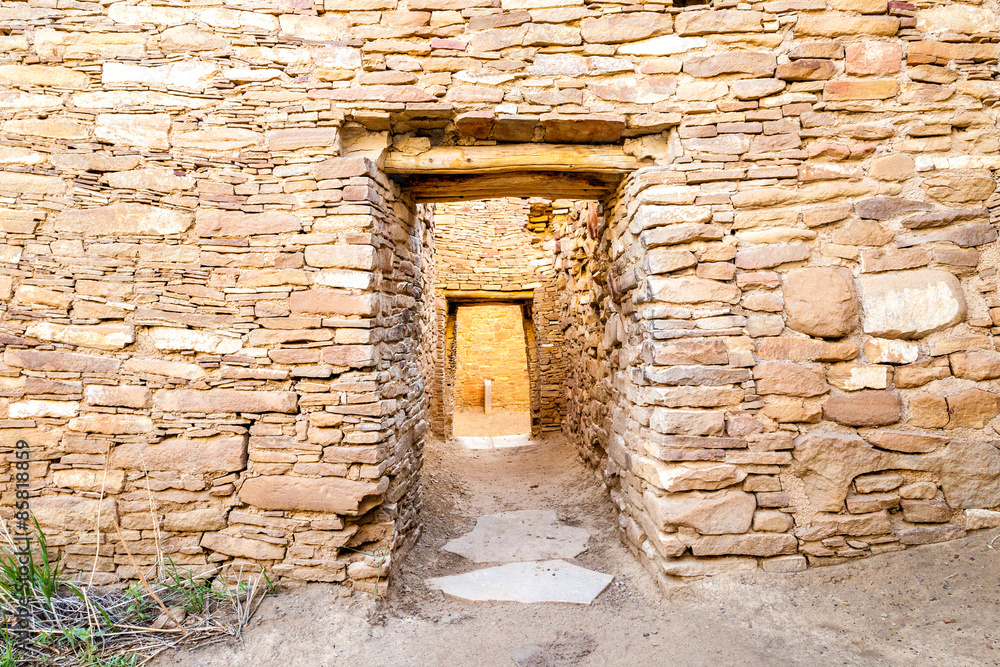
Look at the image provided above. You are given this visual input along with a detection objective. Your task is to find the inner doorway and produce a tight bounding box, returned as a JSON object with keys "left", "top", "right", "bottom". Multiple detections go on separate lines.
{"left": 452, "top": 301, "right": 532, "bottom": 439}
{"left": 431, "top": 198, "right": 571, "bottom": 443}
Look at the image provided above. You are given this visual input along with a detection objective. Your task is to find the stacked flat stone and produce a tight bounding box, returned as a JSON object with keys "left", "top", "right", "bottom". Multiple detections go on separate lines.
{"left": 0, "top": 0, "right": 998, "bottom": 592}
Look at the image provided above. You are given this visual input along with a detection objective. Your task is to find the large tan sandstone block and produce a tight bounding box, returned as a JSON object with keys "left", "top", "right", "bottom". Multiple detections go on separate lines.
{"left": 123, "top": 358, "right": 206, "bottom": 380}
{"left": 105, "top": 167, "right": 194, "bottom": 192}
{"left": 845, "top": 41, "right": 901, "bottom": 75}
{"left": 32, "top": 496, "right": 117, "bottom": 532}
{"left": 102, "top": 61, "right": 217, "bottom": 90}
{"left": 861, "top": 430, "right": 946, "bottom": 454}
{"left": 52, "top": 469, "right": 126, "bottom": 494}
{"left": 735, "top": 244, "right": 810, "bottom": 269}
{"left": 201, "top": 533, "right": 285, "bottom": 561}
{"left": 796, "top": 14, "right": 899, "bottom": 36}
{"left": 659, "top": 557, "right": 757, "bottom": 577}
{"left": 916, "top": 5, "right": 998, "bottom": 35}
{"left": 783, "top": 267, "right": 858, "bottom": 338}
{"left": 149, "top": 327, "right": 242, "bottom": 354}
{"left": 56, "top": 203, "right": 191, "bottom": 236}
{"left": 683, "top": 52, "right": 776, "bottom": 78}
{"left": 950, "top": 351, "right": 1000, "bottom": 381}
{"left": 691, "top": 533, "right": 797, "bottom": 557}
{"left": 922, "top": 173, "right": 996, "bottom": 204}
{"left": 649, "top": 408, "right": 725, "bottom": 436}
{"left": 4, "top": 119, "right": 89, "bottom": 139}
{"left": 112, "top": 435, "right": 249, "bottom": 474}
{"left": 0, "top": 173, "right": 67, "bottom": 195}
{"left": 290, "top": 290, "right": 379, "bottom": 316}
{"left": 645, "top": 277, "right": 740, "bottom": 304}
{"left": 644, "top": 489, "right": 756, "bottom": 534}
{"left": 153, "top": 390, "right": 297, "bottom": 414}
{"left": 676, "top": 11, "right": 763, "bottom": 35}
{"left": 158, "top": 25, "right": 228, "bottom": 52}
{"left": 581, "top": 13, "right": 672, "bottom": 43}
{"left": 107, "top": 3, "right": 189, "bottom": 25}
{"left": 25, "top": 323, "right": 134, "bottom": 351}
{"left": 84, "top": 385, "right": 151, "bottom": 409}
{"left": 754, "top": 362, "right": 829, "bottom": 397}
{"left": 808, "top": 511, "right": 891, "bottom": 537}
{"left": 647, "top": 339, "right": 729, "bottom": 365}
{"left": 755, "top": 338, "right": 858, "bottom": 362}
{"left": 239, "top": 475, "right": 387, "bottom": 515}
{"left": 163, "top": 508, "right": 227, "bottom": 532}
{"left": 172, "top": 127, "right": 265, "bottom": 152}
{"left": 823, "top": 390, "right": 901, "bottom": 426}
{"left": 68, "top": 414, "right": 153, "bottom": 435}
{"left": 268, "top": 127, "right": 341, "bottom": 152}
{"left": 856, "top": 270, "right": 966, "bottom": 339}
{"left": 4, "top": 349, "right": 121, "bottom": 373}
{"left": 646, "top": 462, "right": 747, "bottom": 492}
{"left": 908, "top": 393, "right": 949, "bottom": 428}
{"left": 824, "top": 80, "right": 899, "bottom": 100}
{"left": 946, "top": 389, "right": 1000, "bottom": 429}
{"left": 0, "top": 64, "right": 90, "bottom": 88}
{"left": 966, "top": 509, "right": 1000, "bottom": 531}
{"left": 195, "top": 210, "right": 301, "bottom": 236}
{"left": 304, "top": 245, "right": 377, "bottom": 270}
{"left": 35, "top": 30, "right": 147, "bottom": 59}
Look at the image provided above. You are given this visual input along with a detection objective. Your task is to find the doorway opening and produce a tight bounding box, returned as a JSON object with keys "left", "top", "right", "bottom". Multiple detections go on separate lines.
{"left": 429, "top": 198, "right": 576, "bottom": 445}
{"left": 450, "top": 300, "right": 532, "bottom": 440}
{"left": 383, "top": 154, "right": 631, "bottom": 589}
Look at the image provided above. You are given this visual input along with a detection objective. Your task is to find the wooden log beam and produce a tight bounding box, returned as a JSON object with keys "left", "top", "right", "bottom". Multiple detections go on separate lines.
{"left": 384, "top": 144, "right": 640, "bottom": 175}
{"left": 398, "top": 171, "right": 621, "bottom": 203}
{"left": 444, "top": 290, "right": 534, "bottom": 302}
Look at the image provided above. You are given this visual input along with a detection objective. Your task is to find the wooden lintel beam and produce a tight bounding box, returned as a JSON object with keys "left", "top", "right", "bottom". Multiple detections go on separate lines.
{"left": 400, "top": 171, "right": 621, "bottom": 203}
{"left": 384, "top": 144, "right": 640, "bottom": 175}
{"left": 443, "top": 290, "right": 534, "bottom": 302}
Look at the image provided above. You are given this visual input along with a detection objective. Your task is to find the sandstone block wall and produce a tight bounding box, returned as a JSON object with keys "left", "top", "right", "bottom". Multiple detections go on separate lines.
{"left": 558, "top": 165, "right": 1000, "bottom": 584}
{"left": 1, "top": 0, "right": 999, "bottom": 591}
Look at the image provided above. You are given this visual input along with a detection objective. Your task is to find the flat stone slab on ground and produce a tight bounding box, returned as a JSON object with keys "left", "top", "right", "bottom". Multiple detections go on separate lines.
{"left": 425, "top": 560, "right": 613, "bottom": 605}
{"left": 443, "top": 509, "right": 591, "bottom": 563}
{"left": 456, "top": 434, "right": 534, "bottom": 450}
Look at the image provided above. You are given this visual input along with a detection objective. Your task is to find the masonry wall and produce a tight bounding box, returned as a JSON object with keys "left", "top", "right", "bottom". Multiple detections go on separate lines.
{"left": 1, "top": 0, "right": 1000, "bottom": 591}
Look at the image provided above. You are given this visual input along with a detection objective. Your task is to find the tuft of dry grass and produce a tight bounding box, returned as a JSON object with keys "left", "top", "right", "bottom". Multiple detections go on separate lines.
{"left": 0, "top": 518, "right": 276, "bottom": 666}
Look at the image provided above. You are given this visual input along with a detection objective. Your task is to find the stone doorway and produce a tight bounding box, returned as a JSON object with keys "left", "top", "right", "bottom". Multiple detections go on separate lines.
{"left": 446, "top": 296, "right": 534, "bottom": 444}
{"left": 420, "top": 195, "right": 616, "bottom": 449}
{"left": 385, "top": 175, "right": 630, "bottom": 604}
{"left": 382, "top": 152, "right": 633, "bottom": 579}
{"left": 431, "top": 197, "right": 570, "bottom": 441}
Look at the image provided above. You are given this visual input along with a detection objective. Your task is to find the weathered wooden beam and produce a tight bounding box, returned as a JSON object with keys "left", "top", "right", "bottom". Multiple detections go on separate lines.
{"left": 443, "top": 290, "right": 534, "bottom": 302}
{"left": 398, "top": 171, "right": 621, "bottom": 203}
{"left": 384, "top": 144, "right": 640, "bottom": 175}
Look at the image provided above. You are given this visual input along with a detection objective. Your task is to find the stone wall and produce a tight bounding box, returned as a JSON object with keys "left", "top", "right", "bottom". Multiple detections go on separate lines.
{"left": 454, "top": 303, "right": 531, "bottom": 410}
{"left": 1, "top": 0, "right": 1000, "bottom": 591}
{"left": 559, "top": 165, "right": 1000, "bottom": 584}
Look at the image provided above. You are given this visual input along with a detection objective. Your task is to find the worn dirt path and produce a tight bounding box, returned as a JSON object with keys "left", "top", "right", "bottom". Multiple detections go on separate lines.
{"left": 153, "top": 433, "right": 1000, "bottom": 667}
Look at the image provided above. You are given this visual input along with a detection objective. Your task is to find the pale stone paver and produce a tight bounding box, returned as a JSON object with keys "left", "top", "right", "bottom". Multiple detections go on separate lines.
{"left": 442, "top": 509, "right": 590, "bottom": 563}
{"left": 455, "top": 434, "right": 533, "bottom": 450}
{"left": 426, "top": 560, "right": 613, "bottom": 605}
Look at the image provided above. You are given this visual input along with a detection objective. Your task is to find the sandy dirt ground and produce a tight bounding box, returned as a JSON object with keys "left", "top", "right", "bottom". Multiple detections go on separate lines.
{"left": 153, "top": 432, "right": 1000, "bottom": 667}
{"left": 452, "top": 408, "right": 531, "bottom": 437}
